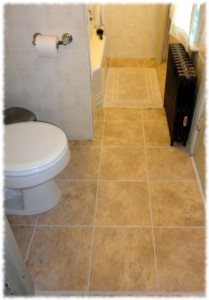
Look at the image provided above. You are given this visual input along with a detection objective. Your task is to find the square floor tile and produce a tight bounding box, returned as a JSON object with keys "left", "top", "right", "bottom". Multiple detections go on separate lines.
{"left": 154, "top": 228, "right": 205, "bottom": 292}
{"left": 144, "top": 121, "right": 170, "bottom": 146}
{"left": 146, "top": 147, "right": 196, "bottom": 180}
{"left": 11, "top": 226, "right": 34, "bottom": 260}
{"left": 38, "top": 181, "right": 97, "bottom": 225}
{"left": 95, "top": 181, "right": 151, "bottom": 226}
{"left": 150, "top": 181, "right": 205, "bottom": 226}
{"left": 105, "top": 108, "right": 142, "bottom": 121}
{"left": 90, "top": 227, "right": 157, "bottom": 291}
{"left": 26, "top": 227, "right": 93, "bottom": 291}
{"left": 56, "top": 146, "right": 101, "bottom": 180}
{"left": 100, "top": 147, "right": 147, "bottom": 180}
{"left": 103, "top": 121, "right": 144, "bottom": 146}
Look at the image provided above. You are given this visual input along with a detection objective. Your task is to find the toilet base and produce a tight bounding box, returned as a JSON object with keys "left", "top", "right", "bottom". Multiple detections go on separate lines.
{"left": 5, "top": 179, "right": 61, "bottom": 215}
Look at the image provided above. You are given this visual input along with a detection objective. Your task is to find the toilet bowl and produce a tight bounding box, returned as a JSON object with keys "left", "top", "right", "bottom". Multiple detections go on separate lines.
{"left": 4, "top": 121, "right": 70, "bottom": 215}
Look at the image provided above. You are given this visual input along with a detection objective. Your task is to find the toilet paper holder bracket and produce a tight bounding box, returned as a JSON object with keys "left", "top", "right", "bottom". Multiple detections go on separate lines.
{"left": 32, "top": 32, "right": 73, "bottom": 47}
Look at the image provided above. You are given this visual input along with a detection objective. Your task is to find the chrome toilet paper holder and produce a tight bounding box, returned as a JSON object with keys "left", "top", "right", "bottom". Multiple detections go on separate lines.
{"left": 32, "top": 32, "right": 73, "bottom": 47}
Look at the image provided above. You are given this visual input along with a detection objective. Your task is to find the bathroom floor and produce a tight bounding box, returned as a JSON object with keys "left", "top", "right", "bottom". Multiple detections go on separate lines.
{"left": 6, "top": 59, "right": 205, "bottom": 296}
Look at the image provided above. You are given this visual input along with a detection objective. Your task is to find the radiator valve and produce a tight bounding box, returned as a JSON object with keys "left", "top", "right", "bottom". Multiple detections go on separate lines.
{"left": 183, "top": 116, "right": 188, "bottom": 127}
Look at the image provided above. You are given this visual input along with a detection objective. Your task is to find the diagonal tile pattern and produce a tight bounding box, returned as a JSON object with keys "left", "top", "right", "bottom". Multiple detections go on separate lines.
{"left": 7, "top": 61, "right": 205, "bottom": 296}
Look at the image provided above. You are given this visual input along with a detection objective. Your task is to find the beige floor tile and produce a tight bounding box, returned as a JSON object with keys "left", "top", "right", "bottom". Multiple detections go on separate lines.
{"left": 26, "top": 227, "right": 92, "bottom": 291}
{"left": 56, "top": 146, "right": 101, "bottom": 180}
{"left": 90, "top": 227, "right": 157, "bottom": 291}
{"left": 105, "top": 108, "right": 142, "bottom": 121}
{"left": 11, "top": 226, "right": 34, "bottom": 260}
{"left": 103, "top": 121, "right": 144, "bottom": 146}
{"left": 154, "top": 228, "right": 205, "bottom": 292}
{"left": 69, "top": 122, "right": 104, "bottom": 147}
{"left": 96, "top": 108, "right": 106, "bottom": 121}
{"left": 146, "top": 147, "right": 196, "bottom": 180}
{"left": 111, "top": 58, "right": 138, "bottom": 67}
{"left": 100, "top": 147, "right": 147, "bottom": 180}
{"left": 95, "top": 181, "right": 151, "bottom": 226}
{"left": 144, "top": 121, "right": 170, "bottom": 146}
{"left": 150, "top": 181, "right": 205, "bottom": 226}
{"left": 6, "top": 214, "right": 38, "bottom": 225}
{"left": 38, "top": 181, "right": 97, "bottom": 225}
{"left": 143, "top": 108, "right": 167, "bottom": 122}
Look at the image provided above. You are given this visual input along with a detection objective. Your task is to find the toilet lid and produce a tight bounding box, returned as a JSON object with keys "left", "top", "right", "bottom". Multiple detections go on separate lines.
{"left": 4, "top": 122, "right": 68, "bottom": 173}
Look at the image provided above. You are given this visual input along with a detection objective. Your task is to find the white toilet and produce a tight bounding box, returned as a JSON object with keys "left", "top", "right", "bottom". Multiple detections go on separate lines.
{"left": 4, "top": 121, "right": 70, "bottom": 215}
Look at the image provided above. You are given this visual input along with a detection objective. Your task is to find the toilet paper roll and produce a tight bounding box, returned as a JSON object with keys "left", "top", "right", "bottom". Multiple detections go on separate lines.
{"left": 35, "top": 35, "right": 58, "bottom": 58}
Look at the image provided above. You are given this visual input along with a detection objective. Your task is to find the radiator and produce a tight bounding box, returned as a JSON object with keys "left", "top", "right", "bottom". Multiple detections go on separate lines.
{"left": 164, "top": 43, "right": 197, "bottom": 146}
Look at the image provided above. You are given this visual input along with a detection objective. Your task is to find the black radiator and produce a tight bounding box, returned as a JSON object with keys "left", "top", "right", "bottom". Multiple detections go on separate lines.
{"left": 164, "top": 43, "right": 197, "bottom": 146}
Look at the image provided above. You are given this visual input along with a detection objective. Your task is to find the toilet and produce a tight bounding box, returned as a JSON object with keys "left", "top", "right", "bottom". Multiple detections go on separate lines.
{"left": 4, "top": 121, "right": 70, "bottom": 215}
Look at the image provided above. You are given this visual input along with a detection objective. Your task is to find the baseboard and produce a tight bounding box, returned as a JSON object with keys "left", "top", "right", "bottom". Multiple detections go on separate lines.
{"left": 191, "top": 156, "right": 205, "bottom": 205}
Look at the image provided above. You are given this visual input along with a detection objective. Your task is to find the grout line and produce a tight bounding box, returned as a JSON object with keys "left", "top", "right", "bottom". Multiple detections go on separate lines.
{"left": 55, "top": 178, "right": 199, "bottom": 183}
{"left": 87, "top": 108, "right": 106, "bottom": 291}
{"left": 31, "top": 224, "right": 206, "bottom": 229}
{"left": 24, "top": 215, "right": 39, "bottom": 263}
{"left": 141, "top": 109, "right": 160, "bottom": 292}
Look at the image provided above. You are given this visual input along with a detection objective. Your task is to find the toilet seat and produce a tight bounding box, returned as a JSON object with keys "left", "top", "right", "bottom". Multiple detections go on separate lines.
{"left": 5, "top": 122, "right": 68, "bottom": 174}
{"left": 4, "top": 122, "right": 70, "bottom": 189}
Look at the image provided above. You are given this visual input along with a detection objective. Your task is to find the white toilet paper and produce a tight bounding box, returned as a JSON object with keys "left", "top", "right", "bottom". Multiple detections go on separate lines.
{"left": 35, "top": 35, "right": 58, "bottom": 58}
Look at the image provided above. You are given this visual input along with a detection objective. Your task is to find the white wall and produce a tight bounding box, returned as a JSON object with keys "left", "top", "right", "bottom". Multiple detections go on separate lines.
{"left": 4, "top": 4, "right": 93, "bottom": 140}
{"left": 187, "top": 4, "right": 206, "bottom": 196}
{"left": 103, "top": 4, "right": 159, "bottom": 58}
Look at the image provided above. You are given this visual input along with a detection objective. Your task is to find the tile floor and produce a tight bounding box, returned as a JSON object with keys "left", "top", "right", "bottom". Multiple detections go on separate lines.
{"left": 6, "top": 59, "right": 205, "bottom": 296}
